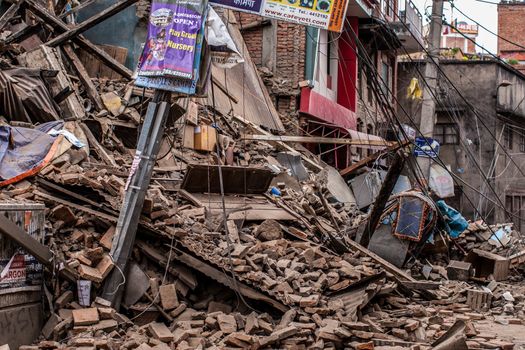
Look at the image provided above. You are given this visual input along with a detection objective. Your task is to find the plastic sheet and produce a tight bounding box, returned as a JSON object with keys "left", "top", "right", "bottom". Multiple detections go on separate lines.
{"left": 0, "top": 121, "right": 64, "bottom": 186}
{"left": 436, "top": 200, "right": 468, "bottom": 239}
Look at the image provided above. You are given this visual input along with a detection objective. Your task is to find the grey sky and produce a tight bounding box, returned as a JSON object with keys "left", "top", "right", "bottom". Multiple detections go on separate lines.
{"left": 411, "top": 0, "right": 498, "bottom": 54}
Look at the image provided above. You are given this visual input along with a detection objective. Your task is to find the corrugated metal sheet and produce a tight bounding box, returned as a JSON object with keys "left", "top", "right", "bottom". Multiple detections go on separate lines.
{"left": 0, "top": 68, "right": 60, "bottom": 123}
{"left": 346, "top": 129, "right": 389, "bottom": 150}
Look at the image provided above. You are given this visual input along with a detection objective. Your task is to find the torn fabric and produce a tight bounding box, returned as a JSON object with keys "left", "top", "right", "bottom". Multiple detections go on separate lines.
{"left": 407, "top": 77, "right": 423, "bottom": 100}
{"left": 206, "top": 6, "right": 244, "bottom": 68}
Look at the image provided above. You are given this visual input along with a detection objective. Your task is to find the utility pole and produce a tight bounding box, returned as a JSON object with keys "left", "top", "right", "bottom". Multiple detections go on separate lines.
{"left": 359, "top": 151, "right": 406, "bottom": 247}
{"left": 418, "top": 0, "right": 444, "bottom": 183}
{"left": 102, "top": 90, "right": 182, "bottom": 307}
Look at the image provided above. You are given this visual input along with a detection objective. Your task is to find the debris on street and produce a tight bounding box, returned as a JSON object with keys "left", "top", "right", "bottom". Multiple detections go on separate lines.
{"left": 0, "top": 0, "right": 524, "bottom": 349}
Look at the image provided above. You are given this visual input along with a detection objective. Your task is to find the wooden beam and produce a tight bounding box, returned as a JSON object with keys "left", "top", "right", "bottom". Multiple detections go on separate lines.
{"left": 36, "top": 176, "right": 118, "bottom": 216}
{"left": 178, "top": 189, "right": 204, "bottom": 207}
{"left": 399, "top": 280, "right": 441, "bottom": 290}
{"left": 3, "top": 23, "right": 42, "bottom": 45}
{"left": 239, "top": 19, "right": 271, "bottom": 31}
{"left": 0, "top": 215, "right": 52, "bottom": 264}
{"left": 160, "top": 244, "right": 289, "bottom": 313}
{"left": 0, "top": 0, "right": 25, "bottom": 33}
{"left": 211, "top": 76, "right": 238, "bottom": 103}
{"left": 62, "top": 44, "right": 104, "bottom": 110}
{"left": 0, "top": 215, "right": 78, "bottom": 282}
{"left": 45, "top": 0, "right": 138, "bottom": 47}
{"left": 34, "top": 189, "right": 118, "bottom": 222}
{"left": 339, "top": 141, "right": 408, "bottom": 177}
{"left": 345, "top": 238, "right": 416, "bottom": 282}
{"left": 241, "top": 134, "right": 393, "bottom": 147}
{"left": 79, "top": 123, "right": 117, "bottom": 166}
{"left": 359, "top": 152, "right": 406, "bottom": 247}
{"left": 25, "top": 0, "right": 132, "bottom": 79}
{"left": 144, "top": 293, "right": 174, "bottom": 322}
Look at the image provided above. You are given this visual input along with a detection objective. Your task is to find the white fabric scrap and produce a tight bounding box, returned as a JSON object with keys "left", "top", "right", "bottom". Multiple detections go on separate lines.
{"left": 206, "top": 6, "right": 244, "bottom": 68}
{"left": 48, "top": 128, "right": 86, "bottom": 148}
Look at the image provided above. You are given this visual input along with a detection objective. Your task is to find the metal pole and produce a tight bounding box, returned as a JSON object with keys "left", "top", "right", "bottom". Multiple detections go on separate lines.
{"left": 101, "top": 90, "right": 179, "bottom": 307}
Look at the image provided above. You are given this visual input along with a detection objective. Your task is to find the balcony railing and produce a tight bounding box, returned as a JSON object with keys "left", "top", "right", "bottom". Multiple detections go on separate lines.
{"left": 399, "top": 0, "right": 423, "bottom": 37}
{"left": 390, "top": 0, "right": 424, "bottom": 52}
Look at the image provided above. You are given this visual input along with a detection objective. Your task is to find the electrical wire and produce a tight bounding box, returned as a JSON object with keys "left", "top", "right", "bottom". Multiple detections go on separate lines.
{"left": 343, "top": 14, "right": 509, "bottom": 250}
{"left": 340, "top": 15, "right": 522, "bottom": 228}
{"left": 342, "top": 22, "right": 512, "bottom": 249}
{"left": 450, "top": 2, "right": 525, "bottom": 52}
{"left": 368, "top": 2, "right": 524, "bottom": 227}
{"left": 381, "top": 0, "right": 525, "bottom": 179}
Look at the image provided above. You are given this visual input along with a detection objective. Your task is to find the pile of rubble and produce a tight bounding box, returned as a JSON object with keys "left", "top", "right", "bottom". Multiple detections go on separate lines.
{"left": 459, "top": 221, "right": 525, "bottom": 257}
{"left": 0, "top": 1, "right": 525, "bottom": 349}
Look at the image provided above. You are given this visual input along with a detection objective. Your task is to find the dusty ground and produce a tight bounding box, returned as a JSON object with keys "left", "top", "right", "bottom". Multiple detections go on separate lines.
{"left": 474, "top": 319, "right": 525, "bottom": 348}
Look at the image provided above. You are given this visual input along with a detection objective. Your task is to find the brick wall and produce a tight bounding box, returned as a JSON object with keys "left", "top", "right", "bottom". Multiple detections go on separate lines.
{"left": 275, "top": 21, "right": 306, "bottom": 88}
{"left": 238, "top": 13, "right": 264, "bottom": 67}
{"left": 238, "top": 12, "right": 306, "bottom": 115}
{"left": 498, "top": 2, "right": 525, "bottom": 53}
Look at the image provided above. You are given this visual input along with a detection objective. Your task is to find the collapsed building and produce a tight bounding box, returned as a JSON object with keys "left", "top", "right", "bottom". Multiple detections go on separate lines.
{"left": 0, "top": 0, "right": 524, "bottom": 349}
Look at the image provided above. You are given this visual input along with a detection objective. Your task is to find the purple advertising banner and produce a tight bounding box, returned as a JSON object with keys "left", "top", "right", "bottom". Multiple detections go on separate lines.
{"left": 209, "top": 0, "right": 263, "bottom": 14}
{"left": 138, "top": 0, "right": 206, "bottom": 79}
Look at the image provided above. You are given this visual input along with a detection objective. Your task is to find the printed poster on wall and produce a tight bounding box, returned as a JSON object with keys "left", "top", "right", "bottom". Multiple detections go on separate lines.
{"left": 137, "top": 0, "right": 207, "bottom": 79}
{"left": 209, "top": 0, "right": 348, "bottom": 32}
{"left": 0, "top": 253, "right": 43, "bottom": 291}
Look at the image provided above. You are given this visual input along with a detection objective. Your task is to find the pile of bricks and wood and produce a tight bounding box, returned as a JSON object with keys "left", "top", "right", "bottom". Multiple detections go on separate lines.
{"left": 0, "top": 1, "right": 524, "bottom": 349}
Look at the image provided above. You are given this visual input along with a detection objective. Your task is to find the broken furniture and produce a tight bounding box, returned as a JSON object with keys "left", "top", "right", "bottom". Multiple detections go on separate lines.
{"left": 465, "top": 249, "right": 510, "bottom": 281}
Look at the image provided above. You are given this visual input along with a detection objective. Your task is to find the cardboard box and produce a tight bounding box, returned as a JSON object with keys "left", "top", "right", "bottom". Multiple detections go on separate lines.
{"left": 194, "top": 124, "right": 216, "bottom": 152}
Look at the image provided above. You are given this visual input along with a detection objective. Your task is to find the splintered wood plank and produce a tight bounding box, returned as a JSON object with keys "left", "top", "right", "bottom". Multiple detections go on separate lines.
{"left": 79, "top": 123, "right": 117, "bottom": 166}
{"left": 63, "top": 44, "right": 104, "bottom": 110}
{"left": 190, "top": 193, "right": 295, "bottom": 221}
{"left": 0, "top": 0, "right": 25, "bottom": 32}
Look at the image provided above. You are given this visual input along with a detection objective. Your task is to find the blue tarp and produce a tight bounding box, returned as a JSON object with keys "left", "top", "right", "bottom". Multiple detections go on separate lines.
{"left": 436, "top": 199, "right": 468, "bottom": 238}
{"left": 0, "top": 121, "right": 63, "bottom": 183}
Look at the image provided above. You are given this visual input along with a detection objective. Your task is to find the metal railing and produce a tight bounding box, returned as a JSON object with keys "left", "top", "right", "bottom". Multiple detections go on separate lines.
{"left": 398, "top": 0, "right": 423, "bottom": 37}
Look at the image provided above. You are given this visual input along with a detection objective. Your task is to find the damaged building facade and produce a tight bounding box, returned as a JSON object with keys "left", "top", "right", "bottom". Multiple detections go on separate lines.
{"left": 237, "top": 0, "right": 424, "bottom": 169}
{"left": 397, "top": 59, "right": 525, "bottom": 229}
{"left": 498, "top": 0, "right": 525, "bottom": 72}
{"left": 0, "top": 0, "right": 525, "bottom": 349}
